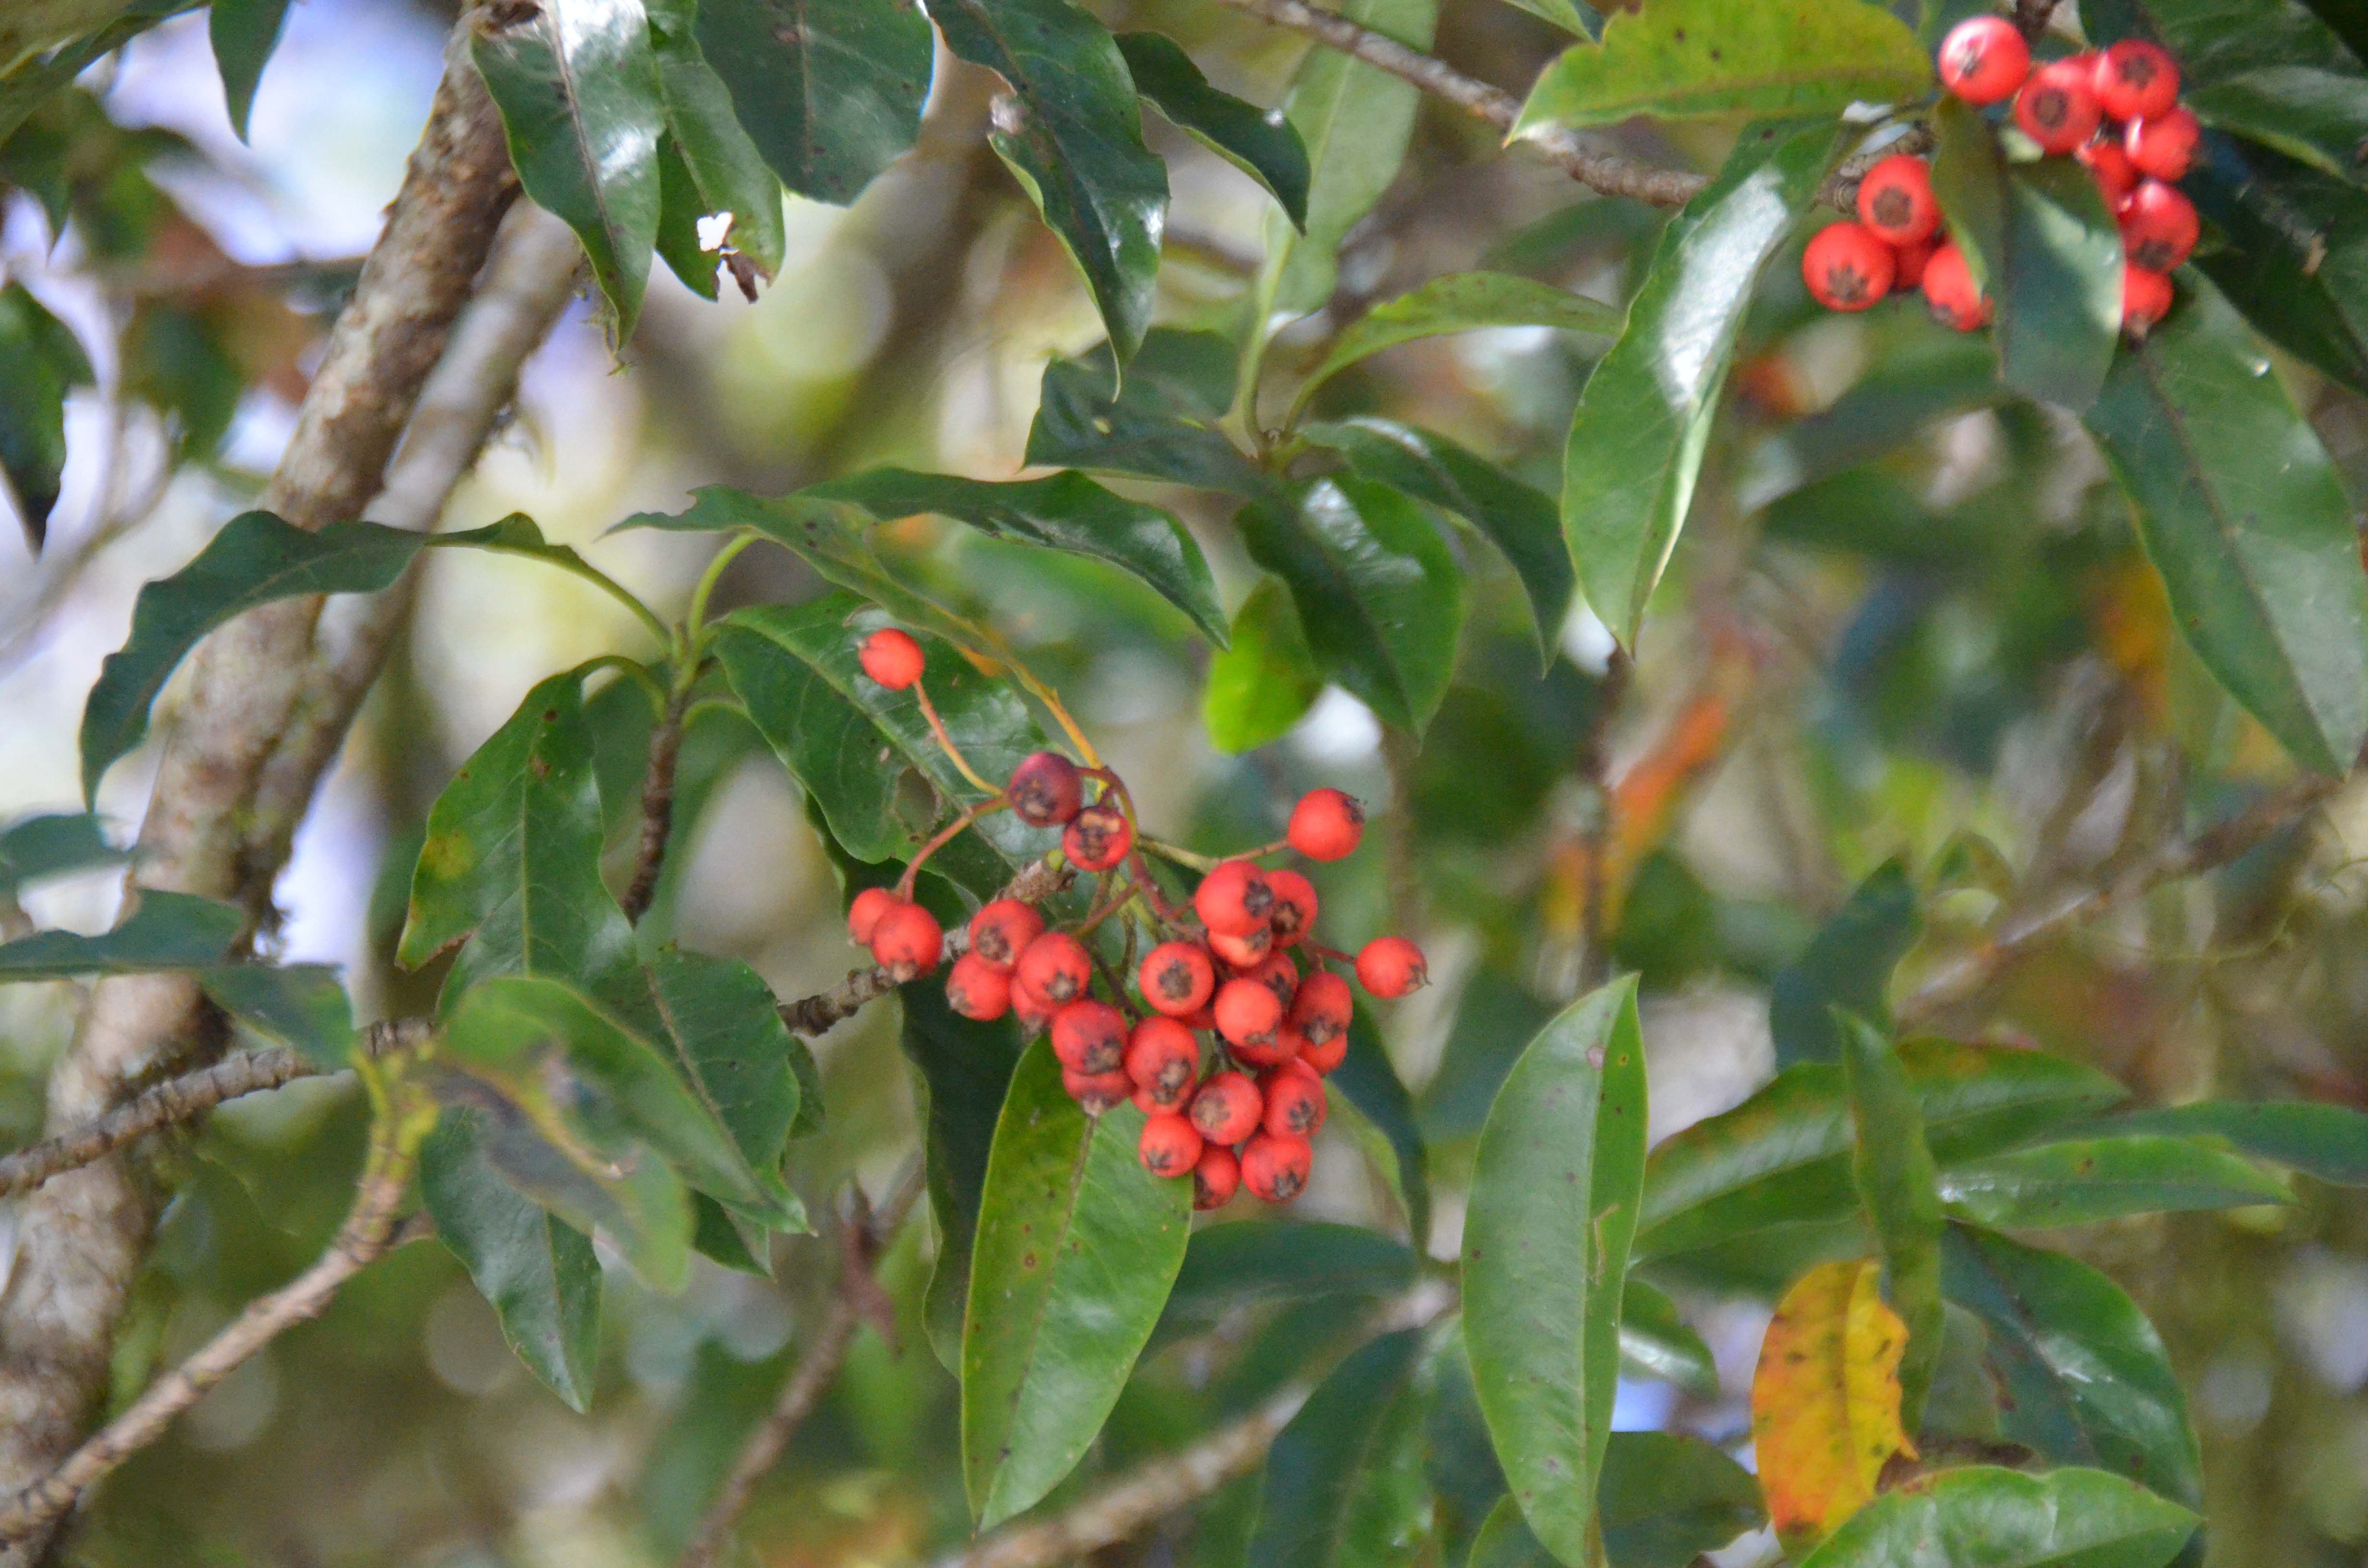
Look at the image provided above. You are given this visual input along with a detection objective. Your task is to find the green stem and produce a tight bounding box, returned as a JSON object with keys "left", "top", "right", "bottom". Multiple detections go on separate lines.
{"left": 684, "top": 531, "right": 759, "bottom": 649}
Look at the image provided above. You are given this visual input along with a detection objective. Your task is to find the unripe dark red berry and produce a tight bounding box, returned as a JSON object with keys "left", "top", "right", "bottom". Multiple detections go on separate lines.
{"left": 2120, "top": 179, "right": 2197, "bottom": 271}
{"left": 968, "top": 898, "right": 1044, "bottom": 971}
{"left": 1064, "top": 1066, "right": 1135, "bottom": 1114}
{"left": 1265, "top": 870, "right": 1318, "bottom": 947}
{"left": 1287, "top": 789, "right": 1365, "bottom": 861}
{"left": 2122, "top": 263, "right": 2174, "bottom": 334}
{"left": 1261, "top": 1063, "right": 1328, "bottom": 1138}
{"left": 1006, "top": 750, "right": 1083, "bottom": 826}
{"left": 1289, "top": 970, "right": 1353, "bottom": 1047}
{"left": 2014, "top": 59, "right": 2103, "bottom": 154}
{"left": 1062, "top": 801, "right": 1133, "bottom": 872}
{"left": 1124, "top": 1016, "right": 1201, "bottom": 1108}
{"left": 1923, "top": 244, "right": 1989, "bottom": 331}
{"left": 2079, "top": 137, "right": 2139, "bottom": 208}
{"left": 946, "top": 952, "right": 1012, "bottom": 1020}
{"left": 858, "top": 627, "right": 924, "bottom": 689}
{"left": 1138, "top": 1113, "right": 1204, "bottom": 1177}
{"left": 2094, "top": 38, "right": 2179, "bottom": 121}
{"left": 1214, "top": 976, "right": 1284, "bottom": 1049}
{"left": 1938, "top": 15, "right": 2030, "bottom": 106}
{"left": 1802, "top": 222, "right": 1895, "bottom": 312}
{"left": 1194, "top": 859, "right": 1273, "bottom": 936}
{"left": 1241, "top": 1132, "right": 1313, "bottom": 1203}
{"left": 2124, "top": 107, "right": 2198, "bottom": 182}
{"left": 1015, "top": 931, "right": 1092, "bottom": 1006}
{"left": 1138, "top": 941, "right": 1216, "bottom": 1017}
{"left": 1231, "top": 1025, "right": 1301, "bottom": 1071}
{"left": 1889, "top": 236, "right": 1938, "bottom": 291}
{"left": 848, "top": 886, "right": 897, "bottom": 946}
{"left": 871, "top": 902, "right": 943, "bottom": 980}
{"left": 1192, "top": 1144, "right": 1241, "bottom": 1210}
{"left": 1355, "top": 936, "right": 1428, "bottom": 999}
{"left": 1051, "top": 1000, "right": 1127, "bottom": 1076}
{"left": 1190, "top": 1071, "right": 1263, "bottom": 1145}
{"left": 1242, "top": 951, "right": 1299, "bottom": 1012}
{"left": 1297, "top": 1027, "right": 1348, "bottom": 1075}
{"left": 1856, "top": 155, "right": 1939, "bottom": 246}
{"left": 1208, "top": 926, "right": 1273, "bottom": 969}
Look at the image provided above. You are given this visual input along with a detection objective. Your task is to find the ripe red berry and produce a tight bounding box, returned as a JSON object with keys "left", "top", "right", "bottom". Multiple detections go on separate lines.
{"left": 1208, "top": 926, "right": 1273, "bottom": 969}
{"left": 1125, "top": 1016, "right": 1201, "bottom": 1108}
{"left": 1138, "top": 1113, "right": 1204, "bottom": 1177}
{"left": 1189, "top": 1071, "right": 1263, "bottom": 1145}
{"left": 1922, "top": 244, "right": 1990, "bottom": 331}
{"left": 871, "top": 902, "right": 943, "bottom": 980}
{"left": 1139, "top": 942, "right": 1217, "bottom": 1017}
{"left": 1297, "top": 1028, "right": 1348, "bottom": 1075}
{"left": 2120, "top": 179, "right": 2197, "bottom": 271}
{"left": 1231, "top": 1025, "right": 1301, "bottom": 1071}
{"left": 1243, "top": 951, "right": 1299, "bottom": 1012}
{"left": 946, "top": 952, "right": 1012, "bottom": 1020}
{"left": 1006, "top": 750, "right": 1084, "bottom": 827}
{"left": 2122, "top": 263, "right": 2174, "bottom": 333}
{"left": 968, "top": 898, "right": 1045, "bottom": 971}
{"left": 1261, "top": 1063, "right": 1328, "bottom": 1138}
{"left": 1289, "top": 969, "right": 1353, "bottom": 1046}
{"left": 1015, "top": 994, "right": 1055, "bottom": 1039}
{"left": 1355, "top": 936, "right": 1428, "bottom": 999}
{"left": 1062, "top": 801, "right": 1133, "bottom": 872}
{"left": 1214, "top": 976, "right": 1285, "bottom": 1049}
{"left": 1064, "top": 1066, "right": 1135, "bottom": 1114}
{"left": 1889, "top": 236, "right": 1939, "bottom": 291}
{"left": 1801, "top": 222, "right": 1895, "bottom": 312}
{"left": 1192, "top": 1144, "right": 1241, "bottom": 1210}
{"left": 2124, "top": 107, "right": 2199, "bottom": 182}
{"left": 1195, "top": 859, "right": 1273, "bottom": 936}
{"left": 1265, "top": 870, "right": 1318, "bottom": 947}
{"left": 1856, "top": 155, "right": 1939, "bottom": 246}
{"left": 1938, "top": 15, "right": 2031, "bottom": 106}
{"left": 2079, "top": 137, "right": 2140, "bottom": 208}
{"left": 1050, "top": 999, "right": 1127, "bottom": 1075}
{"left": 1287, "top": 789, "right": 1365, "bottom": 861}
{"left": 1014, "top": 931, "right": 1091, "bottom": 1006}
{"left": 2015, "top": 59, "right": 2103, "bottom": 155}
{"left": 1241, "top": 1132, "right": 1313, "bottom": 1203}
{"left": 2094, "top": 38, "right": 2179, "bottom": 121}
{"left": 847, "top": 885, "right": 897, "bottom": 946}
{"left": 857, "top": 627, "right": 924, "bottom": 690}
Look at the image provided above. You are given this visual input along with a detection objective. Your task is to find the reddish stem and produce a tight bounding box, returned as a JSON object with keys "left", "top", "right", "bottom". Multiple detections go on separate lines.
{"left": 913, "top": 681, "right": 996, "bottom": 796}
{"left": 895, "top": 798, "right": 1009, "bottom": 900}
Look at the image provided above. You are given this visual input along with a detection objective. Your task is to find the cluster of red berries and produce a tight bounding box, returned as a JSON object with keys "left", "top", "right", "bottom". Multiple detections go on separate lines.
{"left": 1801, "top": 17, "right": 2197, "bottom": 337}
{"left": 844, "top": 626, "right": 1431, "bottom": 1211}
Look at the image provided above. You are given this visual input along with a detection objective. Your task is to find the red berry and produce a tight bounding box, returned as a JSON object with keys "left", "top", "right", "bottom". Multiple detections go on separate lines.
{"left": 1938, "top": 15, "right": 2031, "bottom": 106}
{"left": 1801, "top": 222, "right": 1895, "bottom": 311}
{"left": 1243, "top": 951, "right": 1299, "bottom": 1012}
{"left": 2122, "top": 263, "right": 2174, "bottom": 333}
{"left": 2014, "top": 60, "right": 2103, "bottom": 155}
{"left": 848, "top": 886, "right": 897, "bottom": 946}
{"left": 2079, "top": 137, "right": 2140, "bottom": 208}
{"left": 1006, "top": 750, "right": 1083, "bottom": 827}
{"left": 1289, "top": 970, "right": 1353, "bottom": 1046}
{"left": 1064, "top": 1066, "right": 1135, "bottom": 1114}
{"left": 1241, "top": 1132, "right": 1313, "bottom": 1203}
{"left": 1062, "top": 801, "right": 1133, "bottom": 872}
{"left": 2120, "top": 179, "right": 2197, "bottom": 271}
{"left": 1231, "top": 1025, "right": 1301, "bottom": 1071}
{"left": 1297, "top": 1028, "right": 1348, "bottom": 1075}
{"left": 1138, "top": 1113, "right": 1204, "bottom": 1177}
{"left": 2094, "top": 38, "right": 2179, "bottom": 121}
{"left": 871, "top": 902, "right": 943, "bottom": 981}
{"left": 1189, "top": 1071, "right": 1263, "bottom": 1145}
{"left": 1287, "top": 789, "right": 1365, "bottom": 861}
{"left": 1265, "top": 870, "right": 1318, "bottom": 947}
{"left": 858, "top": 627, "right": 924, "bottom": 690}
{"left": 968, "top": 898, "right": 1045, "bottom": 971}
{"left": 1922, "top": 244, "right": 1990, "bottom": 331}
{"left": 1261, "top": 1063, "right": 1327, "bottom": 1138}
{"left": 1214, "top": 976, "right": 1285, "bottom": 1049}
{"left": 1125, "top": 1016, "right": 1202, "bottom": 1108}
{"left": 1014, "top": 931, "right": 1092, "bottom": 1006}
{"left": 1856, "top": 155, "right": 1939, "bottom": 246}
{"left": 946, "top": 952, "right": 1012, "bottom": 1020}
{"left": 2125, "top": 107, "right": 2199, "bottom": 182}
{"left": 1355, "top": 936, "right": 1428, "bottom": 999}
{"left": 1139, "top": 942, "right": 1217, "bottom": 1017}
{"left": 1015, "top": 995, "right": 1055, "bottom": 1039}
{"left": 1192, "top": 1144, "right": 1241, "bottom": 1210}
{"left": 1194, "top": 859, "right": 1273, "bottom": 936}
{"left": 1208, "top": 926, "right": 1273, "bottom": 969}
{"left": 1889, "top": 236, "right": 1939, "bottom": 291}
{"left": 1050, "top": 999, "right": 1127, "bottom": 1075}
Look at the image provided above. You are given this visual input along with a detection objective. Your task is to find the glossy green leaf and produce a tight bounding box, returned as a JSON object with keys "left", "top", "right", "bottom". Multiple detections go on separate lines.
{"left": 1027, "top": 330, "right": 1274, "bottom": 497}
{"left": 472, "top": 0, "right": 664, "bottom": 338}
{"left": 1793, "top": 1465, "right": 2197, "bottom": 1568}
{"left": 1770, "top": 860, "right": 1920, "bottom": 1069}
{"left": 1331, "top": 1004, "right": 1432, "bottom": 1245}
{"left": 1598, "top": 1432, "right": 1767, "bottom": 1568}
{"left": 691, "top": 0, "right": 929, "bottom": 207}
{"left": 1938, "top": 1134, "right": 2290, "bottom": 1227}
{"left": 1943, "top": 1224, "right": 2202, "bottom": 1504}
{"left": 1842, "top": 1016, "right": 1944, "bottom": 1433}
{"left": 0, "top": 890, "right": 240, "bottom": 980}
{"left": 1116, "top": 32, "right": 1308, "bottom": 227}
{"left": 0, "top": 281, "right": 92, "bottom": 551}
{"left": 2098, "top": 1100, "right": 2368, "bottom": 1186}
{"left": 197, "top": 963, "right": 356, "bottom": 1069}
{"left": 207, "top": 0, "right": 288, "bottom": 139}
{"left": 1289, "top": 273, "right": 1618, "bottom": 425}
{"left": 1246, "top": 1327, "right": 1436, "bottom": 1568}
{"left": 0, "top": 812, "right": 121, "bottom": 895}
{"left": 2081, "top": 275, "right": 2368, "bottom": 776}
{"left": 1204, "top": 579, "right": 1324, "bottom": 753}
{"left": 902, "top": 979, "right": 1028, "bottom": 1373}
{"left": 1236, "top": 477, "right": 1464, "bottom": 734}
{"left": 1618, "top": 1278, "right": 1719, "bottom": 1399}
{"left": 1469, "top": 1494, "right": 1555, "bottom": 1568}
{"left": 2186, "top": 135, "right": 2368, "bottom": 395}
{"left": 1464, "top": 977, "right": 1650, "bottom": 1568}
{"left": 1561, "top": 119, "right": 1847, "bottom": 647}
{"left": 654, "top": 137, "right": 721, "bottom": 299}
{"left": 932, "top": 0, "right": 1165, "bottom": 362}
{"left": 645, "top": 0, "right": 786, "bottom": 277}
{"left": 962, "top": 1041, "right": 1192, "bottom": 1527}
{"left": 1512, "top": 0, "right": 1930, "bottom": 133}
{"left": 1161, "top": 1221, "right": 1421, "bottom": 1341}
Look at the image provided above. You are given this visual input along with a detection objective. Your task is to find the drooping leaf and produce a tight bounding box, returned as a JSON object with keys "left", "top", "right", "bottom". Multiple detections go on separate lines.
{"left": 691, "top": 0, "right": 930, "bottom": 207}
{"left": 1330, "top": 1004, "right": 1432, "bottom": 1245}
{"left": 1464, "top": 978, "right": 1650, "bottom": 1568}
{"left": 1936, "top": 1133, "right": 2290, "bottom": 1227}
{"left": 0, "top": 890, "right": 241, "bottom": 980}
{"left": 1026, "top": 330, "right": 1274, "bottom": 498}
{"left": 1160, "top": 1221, "right": 1421, "bottom": 1343}
{"left": 1598, "top": 1432, "right": 1768, "bottom": 1568}
{"left": 1204, "top": 579, "right": 1324, "bottom": 753}
{"left": 644, "top": 0, "right": 787, "bottom": 275}
{"left": 207, "top": 0, "right": 289, "bottom": 139}
{"left": 1841, "top": 1016, "right": 1945, "bottom": 1434}
{"left": 1750, "top": 1257, "right": 1916, "bottom": 1549}
{"left": 1246, "top": 1328, "right": 1437, "bottom": 1568}
{"left": 2185, "top": 135, "right": 2368, "bottom": 395}
{"left": 0, "top": 812, "right": 121, "bottom": 895}
{"left": 0, "top": 281, "right": 93, "bottom": 551}
{"left": 1792, "top": 1464, "right": 2197, "bottom": 1568}
{"left": 961, "top": 1041, "right": 1192, "bottom": 1527}
{"left": 1618, "top": 1278, "right": 1720, "bottom": 1399}
{"left": 1116, "top": 31, "right": 1309, "bottom": 227}
{"left": 1289, "top": 273, "right": 1619, "bottom": 425}
{"left": 1770, "top": 860, "right": 1920, "bottom": 1069}
{"left": 197, "top": 963, "right": 356, "bottom": 1069}
{"left": 2081, "top": 274, "right": 2368, "bottom": 776}
{"left": 654, "top": 137, "right": 723, "bottom": 300}
{"left": 2097, "top": 1100, "right": 2368, "bottom": 1186}
{"left": 1560, "top": 119, "right": 1848, "bottom": 647}
{"left": 902, "top": 978, "right": 1029, "bottom": 1373}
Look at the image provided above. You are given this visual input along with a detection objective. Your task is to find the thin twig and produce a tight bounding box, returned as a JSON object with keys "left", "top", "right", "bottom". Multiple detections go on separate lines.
{"left": 624, "top": 683, "right": 693, "bottom": 925}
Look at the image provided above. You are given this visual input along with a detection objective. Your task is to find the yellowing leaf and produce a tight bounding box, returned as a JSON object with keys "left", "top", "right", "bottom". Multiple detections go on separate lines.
{"left": 1750, "top": 1258, "right": 1917, "bottom": 1550}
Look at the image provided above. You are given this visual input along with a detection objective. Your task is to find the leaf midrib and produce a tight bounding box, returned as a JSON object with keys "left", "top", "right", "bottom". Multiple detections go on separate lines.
{"left": 527, "top": 5, "right": 639, "bottom": 265}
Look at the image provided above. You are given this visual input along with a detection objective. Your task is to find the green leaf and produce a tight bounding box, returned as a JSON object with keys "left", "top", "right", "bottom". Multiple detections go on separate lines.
{"left": 472, "top": 0, "right": 665, "bottom": 338}
{"left": 0, "top": 812, "right": 121, "bottom": 896}
{"left": 1793, "top": 1465, "right": 2197, "bottom": 1568}
{"left": 1469, "top": 1494, "right": 1555, "bottom": 1568}
{"left": 1236, "top": 477, "right": 1465, "bottom": 734}
{"left": 645, "top": 3, "right": 787, "bottom": 276}
{"left": 807, "top": 467, "right": 1228, "bottom": 644}
{"left": 2186, "top": 136, "right": 2368, "bottom": 395}
{"left": 1463, "top": 977, "right": 1650, "bottom": 1568}
{"left": 691, "top": 0, "right": 930, "bottom": 207}
{"left": 1938, "top": 1133, "right": 2291, "bottom": 1227}
{"left": 1160, "top": 1222, "right": 1421, "bottom": 1342}
{"left": 961, "top": 1040, "right": 1192, "bottom": 1527}
{"left": 2081, "top": 275, "right": 2368, "bottom": 776}
{"left": 207, "top": 0, "right": 288, "bottom": 139}
{"left": 1771, "top": 860, "right": 1920, "bottom": 1069}
{"left": 1561, "top": 119, "right": 1848, "bottom": 647}
{"left": 1331, "top": 1004, "right": 1432, "bottom": 1245}
{"left": 0, "top": 281, "right": 92, "bottom": 551}
{"left": 1841, "top": 1016, "right": 1944, "bottom": 1434}
{"left": 901, "top": 979, "right": 1027, "bottom": 1373}
{"left": 197, "top": 964, "right": 356, "bottom": 1069}
{"left": 1618, "top": 1278, "right": 1719, "bottom": 1399}
{"left": 1026, "top": 330, "right": 1274, "bottom": 498}
{"left": 1739, "top": 332, "right": 2002, "bottom": 506}
{"left": 1943, "top": 1224, "right": 2202, "bottom": 1504}
{"left": 1115, "top": 32, "right": 1309, "bottom": 227}
{"left": 1598, "top": 1432, "right": 1767, "bottom": 1568}
{"left": 932, "top": 0, "right": 1166, "bottom": 362}
{"left": 1301, "top": 417, "right": 1573, "bottom": 667}
{"left": 1928, "top": 99, "right": 2124, "bottom": 411}
{"left": 1288, "top": 273, "right": 1619, "bottom": 425}
{"left": 0, "top": 890, "right": 241, "bottom": 980}
{"left": 1512, "top": 0, "right": 1930, "bottom": 133}
{"left": 655, "top": 135, "right": 723, "bottom": 300}
{"left": 2096, "top": 1100, "right": 2368, "bottom": 1186}
{"left": 1, "top": 2, "right": 192, "bottom": 147}
{"left": 1246, "top": 1328, "right": 1437, "bottom": 1568}
{"left": 1204, "top": 579, "right": 1324, "bottom": 753}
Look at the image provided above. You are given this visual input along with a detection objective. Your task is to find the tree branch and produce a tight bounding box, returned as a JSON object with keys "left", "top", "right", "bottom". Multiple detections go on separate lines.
{"left": 623, "top": 681, "right": 693, "bottom": 925}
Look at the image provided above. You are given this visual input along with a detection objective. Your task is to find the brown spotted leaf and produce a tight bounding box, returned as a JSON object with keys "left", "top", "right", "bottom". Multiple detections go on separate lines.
{"left": 1751, "top": 1258, "right": 1917, "bottom": 1550}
